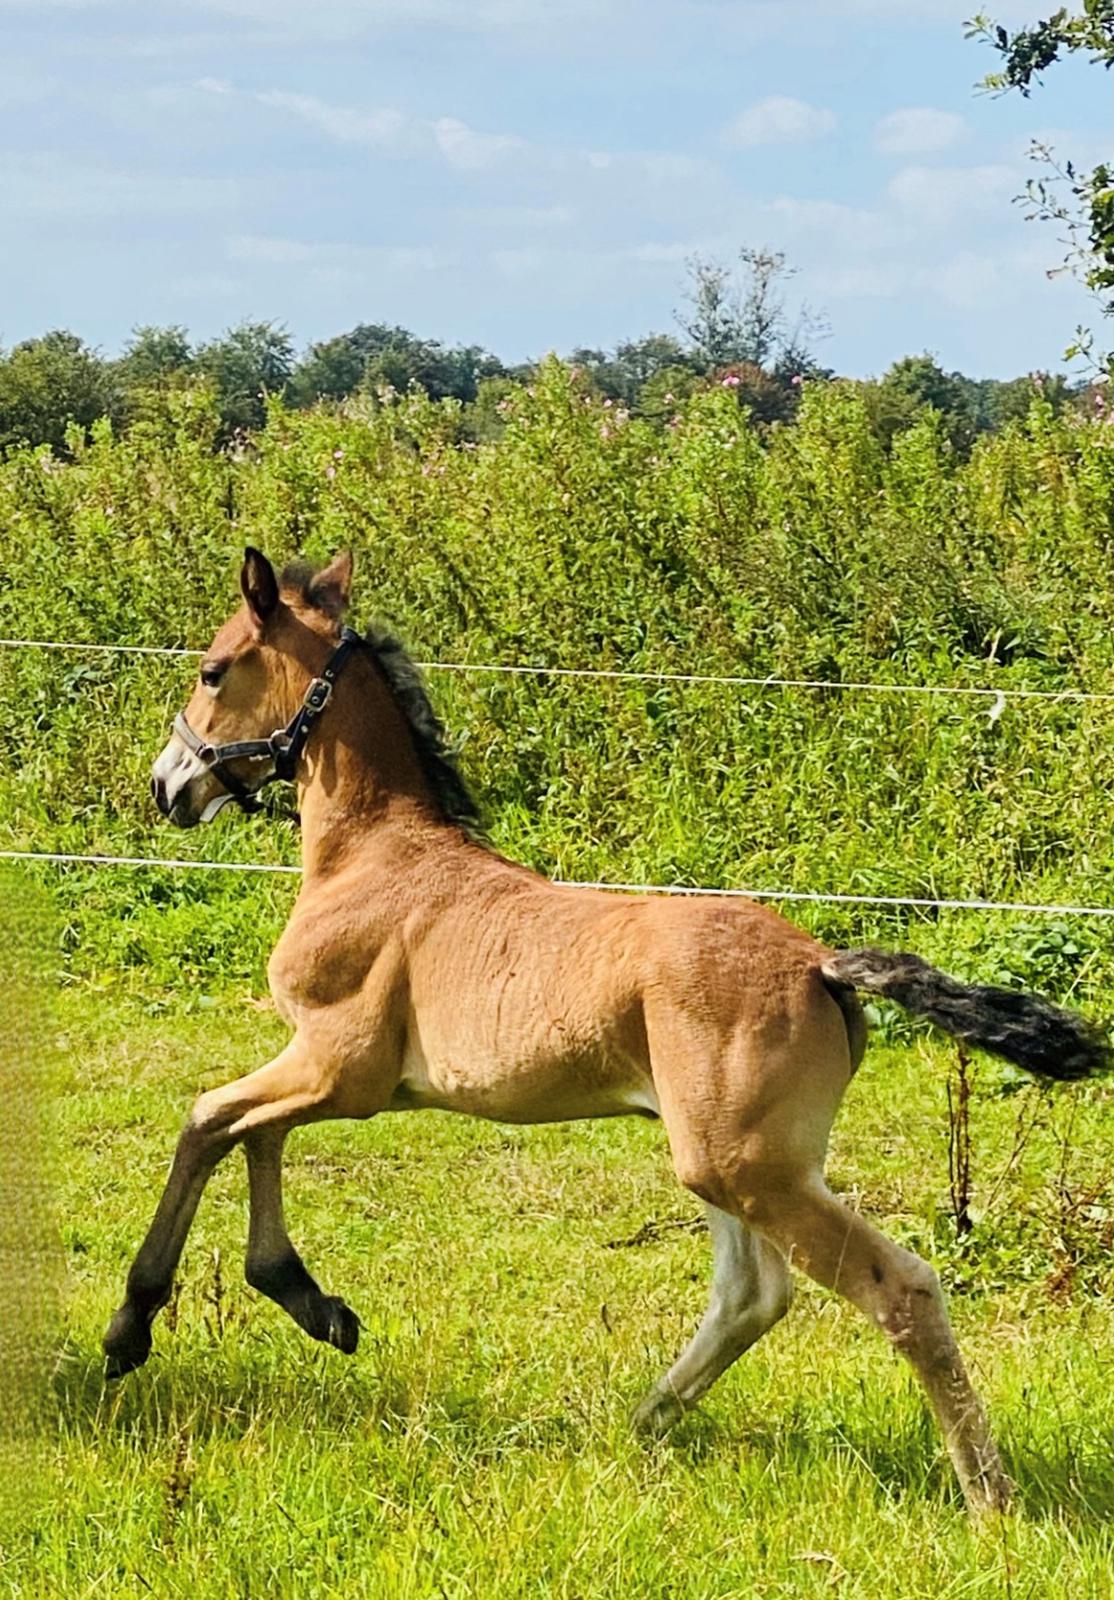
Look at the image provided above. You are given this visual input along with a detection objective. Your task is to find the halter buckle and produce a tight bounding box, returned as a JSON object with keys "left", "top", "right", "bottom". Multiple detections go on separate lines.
{"left": 302, "top": 677, "right": 332, "bottom": 714}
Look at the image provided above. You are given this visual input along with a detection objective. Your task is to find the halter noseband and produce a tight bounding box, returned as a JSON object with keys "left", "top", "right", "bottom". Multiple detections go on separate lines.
{"left": 172, "top": 626, "right": 363, "bottom": 820}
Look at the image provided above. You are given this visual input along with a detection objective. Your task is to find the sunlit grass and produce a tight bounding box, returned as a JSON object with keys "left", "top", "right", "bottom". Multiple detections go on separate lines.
{"left": 11, "top": 989, "right": 1113, "bottom": 1598}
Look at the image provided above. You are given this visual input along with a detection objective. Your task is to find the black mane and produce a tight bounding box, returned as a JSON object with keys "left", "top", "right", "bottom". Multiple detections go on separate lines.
{"left": 281, "top": 562, "right": 484, "bottom": 836}
{"left": 363, "top": 625, "right": 485, "bottom": 836}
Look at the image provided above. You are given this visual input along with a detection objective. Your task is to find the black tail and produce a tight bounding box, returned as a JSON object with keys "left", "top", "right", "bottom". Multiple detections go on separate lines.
{"left": 823, "top": 948, "right": 1110, "bottom": 1082}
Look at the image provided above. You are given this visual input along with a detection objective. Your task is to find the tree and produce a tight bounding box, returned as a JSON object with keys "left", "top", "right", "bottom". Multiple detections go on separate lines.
{"left": 290, "top": 324, "right": 504, "bottom": 408}
{"left": 568, "top": 334, "right": 692, "bottom": 407}
{"left": 866, "top": 354, "right": 978, "bottom": 448}
{"left": 716, "top": 361, "right": 802, "bottom": 428}
{"left": 676, "top": 257, "right": 745, "bottom": 369}
{"left": 861, "top": 354, "right": 1069, "bottom": 450}
{"left": 676, "top": 248, "right": 828, "bottom": 374}
{"left": 116, "top": 325, "right": 194, "bottom": 390}
{"left": 969, "top": 5, "right": 1114, "bottom": 369}
{"left": 195, "top": 321, "right": 296, "bottom": 433}
{"left": 0, "top": 330, "right": 118, "bottom": 453}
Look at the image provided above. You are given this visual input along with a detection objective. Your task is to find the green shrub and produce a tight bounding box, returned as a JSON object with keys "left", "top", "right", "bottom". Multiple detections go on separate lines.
{"left": 3, "top": 361, "right": 1114, "bottom": 996}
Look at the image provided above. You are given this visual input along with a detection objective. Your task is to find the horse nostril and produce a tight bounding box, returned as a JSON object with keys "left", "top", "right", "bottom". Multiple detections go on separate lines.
{"left": 151, "top": 776, "right": 170, "bottom": 816}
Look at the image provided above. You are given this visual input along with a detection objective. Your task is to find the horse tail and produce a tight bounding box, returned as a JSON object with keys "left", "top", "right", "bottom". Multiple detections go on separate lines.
{"left": 821, "top": 948, "right": 1109, "bottom": 1082}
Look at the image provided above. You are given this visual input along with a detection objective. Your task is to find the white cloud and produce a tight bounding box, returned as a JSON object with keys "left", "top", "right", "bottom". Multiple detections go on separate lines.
{"left": 195, "top": 79, "right": 525, "bottom": 171}
{"left": 255, "top": 90, "right": 409, "bottom": 150}
{"left": 874, "top": 107, "right": 967, "bottom": 157}
{"left": 170, "top": 270, "right": 241, "bottom": 299}
{"left": 432, "top": 116, "right": 523, "bottom": 170}
{"left": 887, "top": 162, "right": 1019, "bottom": 226}
{"left": 819, "top": 263, "right": 905, "bottom": 300}
{"left": 623, "top": 240, "right": 695, "bottom": 264}
{"left": 923, "top": 250, "right": 1006, "bottom": 311}
{"left": 723, "top": 95, "right": 835, "bottom": 150}
{"left": 490, "top": 247, "right": 546, "bottom": 280}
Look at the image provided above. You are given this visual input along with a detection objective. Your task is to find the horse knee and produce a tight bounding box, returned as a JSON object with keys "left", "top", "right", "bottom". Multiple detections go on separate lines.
{"left": 182, "top": 1088, "right": 240, "bottom": 1163}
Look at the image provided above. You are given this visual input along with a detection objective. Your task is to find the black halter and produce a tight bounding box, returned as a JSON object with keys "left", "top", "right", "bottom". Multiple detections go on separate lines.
{"left": 173, "top": 627, "right": 363, "bottom": 819}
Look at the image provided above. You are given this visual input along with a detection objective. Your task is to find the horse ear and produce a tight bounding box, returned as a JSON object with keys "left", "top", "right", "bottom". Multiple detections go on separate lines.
{"left": 241, "top": 547, "right": 279, "bottom": 625}
{"left": 308, "top": 550, "right": 354, "bottom": 618}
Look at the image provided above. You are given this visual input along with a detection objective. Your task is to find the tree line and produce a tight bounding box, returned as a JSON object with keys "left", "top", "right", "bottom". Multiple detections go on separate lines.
{"left": 0, "top": 249, "right": 1094, "bottom": 458}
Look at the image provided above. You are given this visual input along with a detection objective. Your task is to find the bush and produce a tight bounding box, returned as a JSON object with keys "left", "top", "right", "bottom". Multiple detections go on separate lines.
{"left": 3, "top": 360, "right": 1114, "bottom": 994}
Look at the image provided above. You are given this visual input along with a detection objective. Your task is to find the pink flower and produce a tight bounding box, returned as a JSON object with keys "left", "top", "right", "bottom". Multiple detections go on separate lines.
{"left": 333, "top": 448, "right": 344, "bottom": 459}
{"left": 325, "top": 465, "right": 336, "bottom": 480}
{"left": 790, "top": 374, "right": 803, "bottom": 387}
{"left": 721, "top": 373, "right": 741, "bottom": 388}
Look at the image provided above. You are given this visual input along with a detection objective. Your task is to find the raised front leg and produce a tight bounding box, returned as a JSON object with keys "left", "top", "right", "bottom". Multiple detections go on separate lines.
{"left": 243, "top": 1125, "right": 360, "bottom": 1354}
{"left": 633, "top": 1203, "right": 792, "bottom": 1436}
{"left": 103, "top": 1044, "right": 327, "bottom": 1378}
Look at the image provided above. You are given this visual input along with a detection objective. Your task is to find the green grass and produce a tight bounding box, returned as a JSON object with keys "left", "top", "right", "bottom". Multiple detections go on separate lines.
{"left": 10, "top": 985, "right": 1114, "bottom": 1599}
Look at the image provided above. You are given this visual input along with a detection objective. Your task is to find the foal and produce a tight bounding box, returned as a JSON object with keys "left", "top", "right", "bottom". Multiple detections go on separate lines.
{"left": 106, "top": 549, "right": 1107, "bottom": 1518}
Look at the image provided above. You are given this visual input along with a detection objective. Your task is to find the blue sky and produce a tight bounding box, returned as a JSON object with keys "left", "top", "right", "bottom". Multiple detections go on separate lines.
{"left": 1, "top": 0, "right": 1110, "bottom": 377}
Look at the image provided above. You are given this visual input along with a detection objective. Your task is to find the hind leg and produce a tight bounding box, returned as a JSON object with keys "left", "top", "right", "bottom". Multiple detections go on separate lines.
{"left": 739, "top": 1171, "right": 1009, "bottom": 1517}
{"left": 243, "top": 1126, "right": 360, "bottom": 1354}
{"left": 633, "top": 1202, "right": 792, "bottom": 1436}
{"left": 649, "top": 979, "right": 1006, "bottom": 1517}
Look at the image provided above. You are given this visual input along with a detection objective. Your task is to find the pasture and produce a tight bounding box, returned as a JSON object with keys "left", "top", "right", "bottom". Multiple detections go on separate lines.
{"left": 3, "top": 365, "right": 1114, "bottom": 1595}
{"left": 11, "top": 990, "right": 1114, "bottom": 1597}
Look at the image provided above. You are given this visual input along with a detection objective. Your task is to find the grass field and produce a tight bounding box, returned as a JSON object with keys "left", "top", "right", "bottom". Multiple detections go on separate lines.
{"left": 9, "top": 977, "right": 1114, "bottom": 1599}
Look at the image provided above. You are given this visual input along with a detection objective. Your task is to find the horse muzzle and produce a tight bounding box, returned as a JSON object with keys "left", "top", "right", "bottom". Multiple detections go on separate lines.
{"left": 151, "top": 735, "right": 229, "bottom": 827}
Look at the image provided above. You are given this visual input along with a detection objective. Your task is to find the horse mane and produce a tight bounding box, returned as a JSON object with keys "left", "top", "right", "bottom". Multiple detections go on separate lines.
{"left": 281, "top": 562, "right": 485, "bottom": 837}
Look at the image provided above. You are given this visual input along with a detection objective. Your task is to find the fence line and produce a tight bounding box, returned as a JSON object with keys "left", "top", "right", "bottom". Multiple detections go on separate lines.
{"left": 2, "top": 849, "right": 1111, "bottom": 919}
{"left": 1, "top": 636, "right": 1111, "bottom": 704}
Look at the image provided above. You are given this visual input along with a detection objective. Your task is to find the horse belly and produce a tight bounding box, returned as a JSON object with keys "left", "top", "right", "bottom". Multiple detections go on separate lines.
{"left": 389, "top": 1031, "right": 658, "bottom": 1124}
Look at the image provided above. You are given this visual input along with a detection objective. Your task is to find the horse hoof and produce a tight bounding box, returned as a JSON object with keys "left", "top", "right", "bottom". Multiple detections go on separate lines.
{"left": 632, "top": 1386, "right": 684, "bottom": 1438}
{"left": 321, "top": 1297, "right": 361, "bottom": 1355}
{"left": 103, "top": 1306, "right": 153, "bottom": 1379}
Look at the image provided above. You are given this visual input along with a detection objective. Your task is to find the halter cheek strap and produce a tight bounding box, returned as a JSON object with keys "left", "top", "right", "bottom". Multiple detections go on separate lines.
{"left": 172, "top": 626, "right": 363, "bottom": 819}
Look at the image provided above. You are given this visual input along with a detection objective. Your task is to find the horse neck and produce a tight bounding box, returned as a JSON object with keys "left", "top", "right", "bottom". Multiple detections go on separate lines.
{"left": 294, "top": 651, "right": 453, "bottom": 879}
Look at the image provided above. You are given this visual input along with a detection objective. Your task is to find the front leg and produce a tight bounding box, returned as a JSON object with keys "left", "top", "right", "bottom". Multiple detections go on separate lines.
{"left": 243, "top": 1125, "right": 360, "bottom": 1354}
{"left": 104, "top": 1044, "right": 327, "bottom": 1377}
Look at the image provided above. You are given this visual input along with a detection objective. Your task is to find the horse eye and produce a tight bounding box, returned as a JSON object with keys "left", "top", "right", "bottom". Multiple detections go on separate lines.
{"left": 200, "top": 664, "right": 226, "bottom": 689}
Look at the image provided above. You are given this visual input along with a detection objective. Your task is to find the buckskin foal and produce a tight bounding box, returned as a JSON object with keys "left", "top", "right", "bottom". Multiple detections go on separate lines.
{"left": 105, "top": 549, "right": 1108, "bottom": 1518}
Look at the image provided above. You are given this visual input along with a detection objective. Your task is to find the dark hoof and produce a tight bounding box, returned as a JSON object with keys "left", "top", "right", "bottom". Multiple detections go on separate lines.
{"left": 248, "top": 1253, "right": 360, "bottom": 1354}
{"left": 308, "top": 1295, "right": 361, "bottom": 1355}
{"left": 103, "top": 1305, "right": 153, "bottom": 1379}
{"left": 632, "top": 1384, "right": 685, "bottom": 1438}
